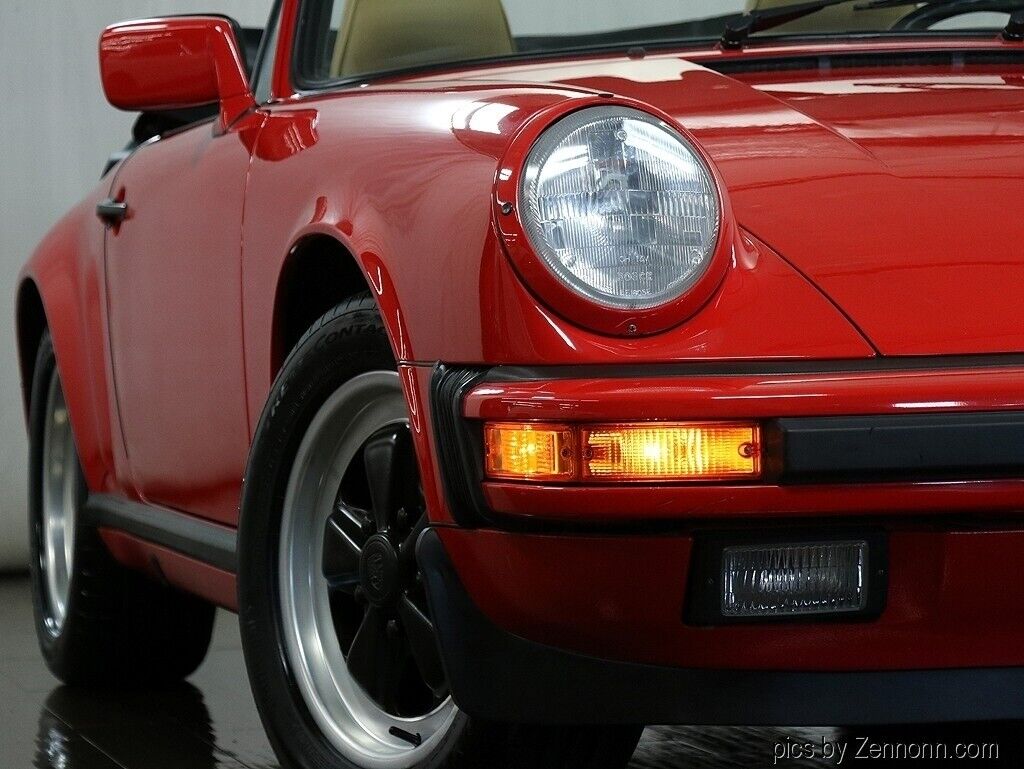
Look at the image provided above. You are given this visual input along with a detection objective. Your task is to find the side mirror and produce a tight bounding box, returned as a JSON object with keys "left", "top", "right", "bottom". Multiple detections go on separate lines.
{"left": 100, "top": 16, "right": 255, "bottom": 131}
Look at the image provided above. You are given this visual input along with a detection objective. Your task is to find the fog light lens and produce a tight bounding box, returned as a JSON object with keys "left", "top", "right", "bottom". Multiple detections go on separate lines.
{"left": 582, "top": 422, "right": 760, "bottom": 481}
{"left": 722, "top": 541, "right": 868, "bottom": 618}
{"left": 484, "top": 423, "right": 576, "bottom": 481}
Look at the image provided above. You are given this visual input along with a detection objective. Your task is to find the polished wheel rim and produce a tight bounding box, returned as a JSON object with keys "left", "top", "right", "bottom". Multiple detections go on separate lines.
{"left": 280, "top": 371, "right": 456, "bottom": 768}
{"left": 41, "top": 369, "right": 77, "bottom": 635}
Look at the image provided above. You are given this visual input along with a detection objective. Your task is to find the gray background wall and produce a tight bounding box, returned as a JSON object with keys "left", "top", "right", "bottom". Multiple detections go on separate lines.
{"left": 0, "top": 0, "right": 738, "bottom": 570}
{"left": 0, "top": 1, "right": 276, "bottom": 570}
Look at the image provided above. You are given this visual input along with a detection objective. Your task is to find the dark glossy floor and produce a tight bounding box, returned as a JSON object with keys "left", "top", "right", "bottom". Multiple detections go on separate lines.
{"left": 1, "top": 575, "right": 1020, "bottom": 769}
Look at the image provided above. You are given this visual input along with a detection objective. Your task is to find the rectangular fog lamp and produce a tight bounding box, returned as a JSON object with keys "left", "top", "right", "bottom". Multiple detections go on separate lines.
{"left": 721, "top": 540, "right": 868, "bottom": 618}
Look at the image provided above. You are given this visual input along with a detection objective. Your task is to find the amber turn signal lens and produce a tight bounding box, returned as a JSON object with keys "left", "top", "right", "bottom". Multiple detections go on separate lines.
{"left": 483, "top": 421, "right": 761, "bottom": 483}
{"left": 484, "top": 423, "right": 576, "bottom": 481}
{"left": 581, "top": 422, "right": 761, "bottom": 482}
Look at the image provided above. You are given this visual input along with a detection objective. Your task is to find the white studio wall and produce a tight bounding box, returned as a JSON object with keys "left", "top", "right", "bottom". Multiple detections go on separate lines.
{"left": 0, "top": 0, "right": 741, "bottom": 570}
{"left": 0, "top": 1, "right": 273, "bottom": 571}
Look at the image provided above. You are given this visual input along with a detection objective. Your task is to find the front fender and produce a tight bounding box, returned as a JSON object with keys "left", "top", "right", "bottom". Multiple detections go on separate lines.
{"left": 242, "top": 83, "right": 873, "bottom": 386}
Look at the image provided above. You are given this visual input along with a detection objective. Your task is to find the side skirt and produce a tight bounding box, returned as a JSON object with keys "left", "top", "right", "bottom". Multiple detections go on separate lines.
{"left": 84, "top": 494, "right": 238, "bottom": 573}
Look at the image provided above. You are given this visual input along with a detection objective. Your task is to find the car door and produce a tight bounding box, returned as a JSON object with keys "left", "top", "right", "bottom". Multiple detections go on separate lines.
{"left": 103, "top": 116, "right": 261, "bottom": 526}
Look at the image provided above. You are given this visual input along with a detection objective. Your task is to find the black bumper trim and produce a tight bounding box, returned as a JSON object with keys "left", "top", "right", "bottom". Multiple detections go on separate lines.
{"left": 777, "top": 412, "right": 1024, "bottom": 483}
{"left": 430, "top": 365, "right": 490, "bottom": 526}
{"left": 418, "top": 528, "right": 1024, "bottom": 725}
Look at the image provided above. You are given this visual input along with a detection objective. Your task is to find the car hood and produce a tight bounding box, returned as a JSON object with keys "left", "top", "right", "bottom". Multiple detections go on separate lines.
{"left": 437, "top": 53, "right": 1024, "bottom": 355}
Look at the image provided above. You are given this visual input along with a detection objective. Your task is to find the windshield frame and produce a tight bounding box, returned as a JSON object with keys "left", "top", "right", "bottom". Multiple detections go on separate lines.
{"left": 289, "top": 0, "right": 1012, "bottom": 94}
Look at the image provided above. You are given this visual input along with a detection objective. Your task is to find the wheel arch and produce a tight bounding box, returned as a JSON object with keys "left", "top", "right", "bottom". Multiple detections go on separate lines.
{"left": 16, "top": 277, "right": 48, "bottom": 421}
{"left": 16, "top": 266, "right": 113, "bottom": 494}
{"left": 271, "top": 233, "right": 374, "bottom": 375}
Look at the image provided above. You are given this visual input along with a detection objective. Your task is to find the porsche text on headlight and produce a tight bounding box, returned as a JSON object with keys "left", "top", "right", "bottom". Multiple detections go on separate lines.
{"left": 518, "top": 106, "right": 721, "bottom": 311}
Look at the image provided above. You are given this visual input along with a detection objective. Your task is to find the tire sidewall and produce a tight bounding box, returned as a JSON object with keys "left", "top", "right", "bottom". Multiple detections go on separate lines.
{"left": 237, "top": 298, "right": 468, "bottom": 769}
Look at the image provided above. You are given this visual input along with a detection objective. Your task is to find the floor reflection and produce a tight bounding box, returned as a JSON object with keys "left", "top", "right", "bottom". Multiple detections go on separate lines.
{"left": 35, "top": 684, "right": 227, "bottom": 769}
{"left": 0, "top": 577, "right": 1019, "bottom": 769}
{"left": 29, "top": 686, "right": 1021, "bottom": 769}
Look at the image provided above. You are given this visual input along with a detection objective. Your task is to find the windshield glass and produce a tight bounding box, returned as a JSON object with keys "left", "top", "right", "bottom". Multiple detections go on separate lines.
{"left": 294, "top": 1, "right": 1017, "bottom": 86}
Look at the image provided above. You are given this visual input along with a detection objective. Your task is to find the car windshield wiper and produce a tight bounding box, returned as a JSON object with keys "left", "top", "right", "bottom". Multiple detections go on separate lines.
{"left": 857, "top": 0, "right": 1024, "bottom": 39}
{"left": 721, "top": 0, "right": 1024, "bottom": 49}
{"left": 858, "top": 0, "right": 1012, "bottom": 9}
{"left": 720, "top": 0, "right": 875, "bottom": 49}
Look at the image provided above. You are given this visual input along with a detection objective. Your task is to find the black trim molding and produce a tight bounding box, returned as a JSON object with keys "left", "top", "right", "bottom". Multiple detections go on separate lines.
{"left": 429, "top": 365, "right": 489, "bottom": 526}
{"left": 706, "top": 47, "right": 1024, "bottom": 76}
{"left": 776, "top": 412, "right": 1024, "bottom": 484}
{"left": 84, "top": 494, "right": 237, "bottom": 573}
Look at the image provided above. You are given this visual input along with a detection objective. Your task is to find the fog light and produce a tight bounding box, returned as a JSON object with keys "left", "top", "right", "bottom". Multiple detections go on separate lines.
{"left": 484, "top": 422, "right": 576, "bottom": 481}
{"left": 582, "top": 422, "right": 760, "bottom": 482}
{"left": 721, "top": 541, "right": 868, "bottom": 618}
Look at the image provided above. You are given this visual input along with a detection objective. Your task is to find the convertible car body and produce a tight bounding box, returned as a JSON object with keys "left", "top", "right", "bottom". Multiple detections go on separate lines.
{"left": 17, "top": 1, "right": 1024, "bottom": 767}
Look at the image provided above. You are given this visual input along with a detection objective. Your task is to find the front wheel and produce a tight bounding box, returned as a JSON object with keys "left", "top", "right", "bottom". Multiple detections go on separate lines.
{"left": 238, "top": 295, "right": 641, "bottom": 769}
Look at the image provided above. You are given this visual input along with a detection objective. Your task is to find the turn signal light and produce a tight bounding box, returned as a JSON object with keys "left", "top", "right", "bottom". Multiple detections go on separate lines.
{"left": 484, "top": 423, "right": 576, "bottom": 481}
{"left": 581, "top": 422, "right": 761, "bottom": 481}
{"left": 484, "top": 421, "right": 760, "bottom": 483}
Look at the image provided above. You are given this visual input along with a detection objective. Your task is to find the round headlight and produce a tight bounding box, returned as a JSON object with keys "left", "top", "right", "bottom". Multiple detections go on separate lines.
{"left": 519, "top": 106, "right": 720, "bottom": 311}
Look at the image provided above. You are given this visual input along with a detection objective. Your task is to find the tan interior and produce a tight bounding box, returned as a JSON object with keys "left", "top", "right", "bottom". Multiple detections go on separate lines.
{"left": 330, "top": 0, "right": 515, "bottom": 77}
{"left": 745, "top": 0, "right": 912, "bottom": 33}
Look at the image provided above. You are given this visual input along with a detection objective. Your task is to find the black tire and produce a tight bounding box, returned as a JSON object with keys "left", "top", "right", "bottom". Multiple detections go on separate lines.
{"left": 28, "top": 331, "right": 215, "bottom": 687}
{"left": 238, "top": 294, "right": 642, "bottom": 769}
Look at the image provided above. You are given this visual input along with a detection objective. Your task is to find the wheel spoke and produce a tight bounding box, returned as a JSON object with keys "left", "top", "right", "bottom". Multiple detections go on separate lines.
{"left": 398, "top": 596, "right": 447, "bottom": 697}
{"left": 398, "top": 513, "right": 428, "bottom": 568}
{"left": 335, "top": 502, "right": 373, "bottom": 544}
{"left": 322, "top": 508, "right": 365, "bottom": 592}
{"left": 363, "top": 426, "right": 418, "bottom": 534}
{"left": 347, "top": 607, "right": 403, "bottom": 711}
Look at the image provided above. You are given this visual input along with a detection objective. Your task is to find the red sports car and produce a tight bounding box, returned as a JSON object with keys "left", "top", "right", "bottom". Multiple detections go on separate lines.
{"left": 18, "top": 1, "right": 1024, "bottom": 767}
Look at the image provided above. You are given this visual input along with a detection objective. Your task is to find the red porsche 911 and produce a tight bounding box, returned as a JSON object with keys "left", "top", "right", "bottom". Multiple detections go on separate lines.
{"left": 17, "top": 1, "right": 1024, "bottom": 767}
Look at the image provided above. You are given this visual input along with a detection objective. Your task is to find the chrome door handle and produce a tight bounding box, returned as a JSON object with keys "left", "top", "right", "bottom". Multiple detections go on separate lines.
{"left": 96, "top": 198, "right": 128, "bottom": 226}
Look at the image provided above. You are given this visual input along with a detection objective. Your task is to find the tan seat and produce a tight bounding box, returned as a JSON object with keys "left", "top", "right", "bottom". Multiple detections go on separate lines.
{"left": 330, "top": 0, "right": 515, "bottom": 77}
{"left": 745, "top": 0, "right": 912, "bottom": 32}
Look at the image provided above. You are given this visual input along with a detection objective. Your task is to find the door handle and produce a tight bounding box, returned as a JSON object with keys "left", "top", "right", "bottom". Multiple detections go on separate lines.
{"left": 96, "top": 198, "right": 128, "bottom": 226}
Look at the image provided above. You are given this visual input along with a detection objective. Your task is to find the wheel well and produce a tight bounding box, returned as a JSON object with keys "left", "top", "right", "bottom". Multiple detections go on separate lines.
{"left": 272, "top": 235, "right": 371, "bottom": 374}
{"left": 16, "top": 279, "right": 47, "bottom": 417}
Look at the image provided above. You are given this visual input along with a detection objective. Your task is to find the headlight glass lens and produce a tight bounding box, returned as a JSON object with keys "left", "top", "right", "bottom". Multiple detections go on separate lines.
{"left": 519, "top": 106, "right": 720, "bottom": 310}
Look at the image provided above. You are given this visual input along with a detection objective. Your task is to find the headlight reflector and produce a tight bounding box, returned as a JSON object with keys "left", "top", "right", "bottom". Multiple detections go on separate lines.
{"left": 519, "top": 106, "right": 720, "bottom": 311}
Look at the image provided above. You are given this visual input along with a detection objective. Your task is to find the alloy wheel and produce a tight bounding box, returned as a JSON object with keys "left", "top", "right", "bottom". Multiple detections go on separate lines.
{"left": 279, "top": 371, "right": 456, "bottom": 767}
{"left": 40, "top": 369, "right": 77, "bottom": 635}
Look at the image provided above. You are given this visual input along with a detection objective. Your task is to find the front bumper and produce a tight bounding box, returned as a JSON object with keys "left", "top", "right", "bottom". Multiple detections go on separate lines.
{"left": 419, "top": 359, "right": 1024, "bottom": 723}
{"left": 419, "top": 527, "right": 1024, "bottom": 725}
{"left": 431, "top": 358, "right": 1024, "bottom": 525}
